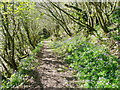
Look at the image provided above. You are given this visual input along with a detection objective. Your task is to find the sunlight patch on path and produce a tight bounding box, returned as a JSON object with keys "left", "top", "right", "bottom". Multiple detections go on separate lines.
{"left": 37, "top": 40, "right": 79, "bottom": 88}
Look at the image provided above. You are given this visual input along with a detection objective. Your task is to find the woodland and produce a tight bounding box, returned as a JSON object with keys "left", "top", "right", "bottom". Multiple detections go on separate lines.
{"left": 0, "top": 1, "right": 120, "bottom": 89}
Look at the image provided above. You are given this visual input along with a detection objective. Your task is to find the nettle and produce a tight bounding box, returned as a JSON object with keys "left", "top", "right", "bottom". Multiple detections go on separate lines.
{"left": 65, "top": 41, "right": 119, "bottom": 88}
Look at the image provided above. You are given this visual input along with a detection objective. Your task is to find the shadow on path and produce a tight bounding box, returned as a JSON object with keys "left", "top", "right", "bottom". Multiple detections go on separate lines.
{"left": 18, "top": 69, "right": 44, "bottom": 90}
{"left": 36, "top": 40, "right": 79, "bottom": 88}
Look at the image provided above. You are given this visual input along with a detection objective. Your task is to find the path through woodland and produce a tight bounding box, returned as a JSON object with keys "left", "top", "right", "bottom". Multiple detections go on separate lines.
{"left": 24, "top": 40, "right": 80, "bottom": 89}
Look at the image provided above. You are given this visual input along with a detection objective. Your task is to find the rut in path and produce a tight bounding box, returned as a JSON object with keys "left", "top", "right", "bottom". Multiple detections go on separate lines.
{"left": 36, "top": 40, "right": 79, "bottom": 88}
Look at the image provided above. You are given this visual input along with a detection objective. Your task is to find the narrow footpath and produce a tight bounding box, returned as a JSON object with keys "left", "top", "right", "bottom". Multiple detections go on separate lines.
{"left": 38, "top": 40, "right": 78, "bottom": 88}
{"left": 26, "top": 40, "right": 79, "bottom": 89}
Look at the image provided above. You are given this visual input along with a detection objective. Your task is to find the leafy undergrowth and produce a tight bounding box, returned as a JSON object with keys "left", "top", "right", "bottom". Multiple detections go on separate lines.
{"left": 51, "top": 36, "right": 119, "bottom": 88}
{"left": 1, "top": 42, "right": 43, "bottom": 89}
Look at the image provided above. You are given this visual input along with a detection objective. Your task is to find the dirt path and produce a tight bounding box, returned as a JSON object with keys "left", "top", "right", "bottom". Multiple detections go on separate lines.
{"left": 36, "top": 40, "right": 79, "bottom": 88}
{"left": 24, "top": 40, "right": 79, "bottom": 89}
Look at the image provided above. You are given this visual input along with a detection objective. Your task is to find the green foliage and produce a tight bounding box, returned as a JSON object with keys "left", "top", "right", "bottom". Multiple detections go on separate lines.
{"left": 53, "top": 36, "right": 119, "bottom": 88}
{"left": 1, "top": 42, "right": 43, "bottom": 89}
{"left": 112, "top": 6, "right": 120, "bottom": 23}
{"left": 110, "top": 6, "right": 120, "bottom": 41}
{"left": 32, "top": 42, "right": 43, "bottom": 54}
{"left": 19, "top": 56, "right": 35, "bottom": 70}
{"left": 0, "top": 1, "right": 43, "bottom": 73}
{"left": 19, "top": 42, "right": 43, "bottom": 71}
{"left": 69, "top": 43, "right": 119, "bottom": 88}
{"left": 2, "top": 72, "right": 26, "bottom": 89}
{"left": 1, "top": 56, "right": 33, "bottom": 89}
